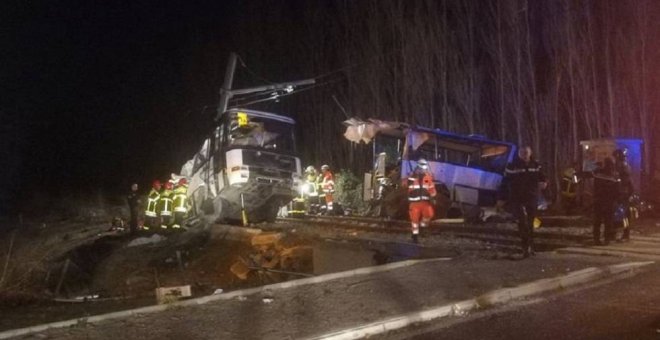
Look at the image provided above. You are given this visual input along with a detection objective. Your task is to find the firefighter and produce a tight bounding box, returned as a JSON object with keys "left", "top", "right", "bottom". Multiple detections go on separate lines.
{"left": 172, "top": 178, "right": 189, "bottom": 230}
{"left": 499, "top": 146, "right": 547, "bottom": 258}
{"left": 320, "top": 164, "right": 335, "bottom": 214}
{"left": 304, "top": 165, "right": 319, "bottom": 214}
{"left": 144, "top": 180, "right": 162, "bottom": 230}
{"left": 158, "top": 181, "right": 174, "bottom": 229}
{"left": 560, "top": 164, "right": 579, "bottom": 214}
{"left": 613, "top": 149, "right": 634, "bottom": 241}
{"left": 405, "top": 158, "right": 436, "bottom": 244}
{"left": 592, "top": 157, "right": 620, "bottom": 245}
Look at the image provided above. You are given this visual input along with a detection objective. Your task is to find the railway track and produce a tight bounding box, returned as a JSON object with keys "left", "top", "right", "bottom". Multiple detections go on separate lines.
{"left": 276, "top": 214, "right": 592, "bottom": 251}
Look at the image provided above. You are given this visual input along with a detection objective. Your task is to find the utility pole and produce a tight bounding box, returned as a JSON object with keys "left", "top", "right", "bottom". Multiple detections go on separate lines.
{"left": 216, "top": 52, "right": 238, "bottom": 120}
{"left": 215, "top": 52, "right": 315, "bottom": 121}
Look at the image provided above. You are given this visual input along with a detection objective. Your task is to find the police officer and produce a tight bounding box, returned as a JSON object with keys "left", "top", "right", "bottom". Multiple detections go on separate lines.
{"left": 592, "top": 157, "right": 620, "bottom": 245}
{"left": 499, "top": 146, "right": 548, "bottom": 258}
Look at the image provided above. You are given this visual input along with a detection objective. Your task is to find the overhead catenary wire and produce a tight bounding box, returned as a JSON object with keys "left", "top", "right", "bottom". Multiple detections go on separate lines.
{"left": 228, "top": 77, "right": 344, "bottom": 109}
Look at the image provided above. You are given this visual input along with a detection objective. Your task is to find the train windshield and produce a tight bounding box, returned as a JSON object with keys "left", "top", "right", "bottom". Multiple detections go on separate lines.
{"left": 225, "top": 111, "right": 296, "bottom": 154}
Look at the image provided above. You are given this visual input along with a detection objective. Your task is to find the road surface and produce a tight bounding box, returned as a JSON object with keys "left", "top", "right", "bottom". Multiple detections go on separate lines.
{"left": 387, "top": 263, "right": 660, "bottom": 340}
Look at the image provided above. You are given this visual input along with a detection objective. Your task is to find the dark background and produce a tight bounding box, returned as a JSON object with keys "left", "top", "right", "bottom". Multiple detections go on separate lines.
{"left": 3, "top": 1, "right": 253, "bottom": 213}
{"left": 2, "top": 0, "right": 659, "bottom": 217}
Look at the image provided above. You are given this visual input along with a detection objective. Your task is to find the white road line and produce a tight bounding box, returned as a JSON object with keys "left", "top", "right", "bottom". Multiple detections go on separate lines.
{"left": 306, "top": 261, "right": 654, "bottom": 340}
{"left": 0, "top": 258, "right": 448, "bottom": 340}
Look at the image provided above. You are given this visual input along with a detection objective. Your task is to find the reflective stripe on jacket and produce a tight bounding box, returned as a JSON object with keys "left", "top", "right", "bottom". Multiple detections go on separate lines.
{"left": 501, "top": 157, "right": 547, "bottom": 204}
{"left": 159, "top": 189, "right": 173, "bottom": 216}
{"left": 173, "top": 185, "right": 188, "bottom": 213}
{"left": 145, "top": 189, "right": 160, "bottom": 217}
{"left": 407, "top": 172, "right": 436, "bottom": 202}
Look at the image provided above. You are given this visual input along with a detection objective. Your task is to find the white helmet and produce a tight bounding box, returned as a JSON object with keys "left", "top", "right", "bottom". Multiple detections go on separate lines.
{"left": 305, "top": 165, "right": 316, "bottom": 173}
{"left": 417, "top": 158, "right": 429, "bottom": 170}
{"left": 321, "top": 164, "right": 330, "bottom": 171}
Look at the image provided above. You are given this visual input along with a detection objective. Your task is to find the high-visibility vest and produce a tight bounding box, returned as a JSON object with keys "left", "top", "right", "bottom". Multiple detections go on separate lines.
{"left": 145, "top": 189, "right": 160, "bottom": 217}
{"left": 407, "top": 172, "right": 436, "bottom": 202}
{"left": 305, "top": 173, "right": 319, "bottom": 197}
{"left": 173, "top": 185, "right": 188, "bottom": 213}
{"left": 159, "top": 189, "right": 173, "bottom": 216}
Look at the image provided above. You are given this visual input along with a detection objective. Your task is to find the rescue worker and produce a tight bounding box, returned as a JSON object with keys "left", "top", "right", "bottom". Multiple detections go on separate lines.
{"left": 499, "top": 146, "right": 548, "bottom": 258}
{"left": 560, "top": 164, "right": 579, "bottom": 214}
{"left": 592, "top": 157, "right": 620, "bottom": 245}
{"left": 405, "top": 158, "right": 436, "bottom": 244}
{"left": 613, "top": 149, "right": 634, "bottom": 241}
{"left": 158, "top": 181, "right": 174, "bottom": 230}
{"left": 304, "top": 165, "right": 319, "bottom": 214}
{"left": 320, "top": 164, "right": 335, "bottom": 214}
{"left": 144, "top": 180, "right": 162, "bottom": 230}
{"left": 127, "top": 183, "right": 141, "bottom": 235}
{"left": 172, "top": 178, "right": 189, "bottom": 230}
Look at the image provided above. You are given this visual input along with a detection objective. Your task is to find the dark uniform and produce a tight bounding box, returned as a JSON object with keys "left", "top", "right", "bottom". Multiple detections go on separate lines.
{"left": 127, "top": 185, "right": 141, "bottom": 235}
{"left": 613, "top": 152, "right": 634, "bottom": 240}
{"left": 592, "top": 162, "right": 620, "bottom": 245}
{"left": 501, "top": 157, "right": 546, "bottom": 257}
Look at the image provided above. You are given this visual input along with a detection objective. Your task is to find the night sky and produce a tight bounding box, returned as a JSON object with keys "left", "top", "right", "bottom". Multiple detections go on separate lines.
{"left": 3, "top": 1, "right": 266, "bottom": 213}
{"left": 3, "top": 1, "right": 658, "bottom": 216}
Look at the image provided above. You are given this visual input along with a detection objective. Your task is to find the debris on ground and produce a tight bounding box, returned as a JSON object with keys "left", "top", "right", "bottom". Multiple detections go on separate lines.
{"left": 228, "top": 232, "right": 313, "bottom": 281}
{"left": 126, "top": 234, "right": 166, "bottom": 247}
{"left": 155, "top": 285, "right": 191, "bottom": 304}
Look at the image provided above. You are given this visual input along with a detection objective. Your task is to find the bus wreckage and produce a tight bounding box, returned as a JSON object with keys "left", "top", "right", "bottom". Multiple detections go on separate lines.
{"left": 180, "top": 108, "right": 302, "bottom": 224}
{"left": 343, "top": 118, "right": 517, "bottom": 221}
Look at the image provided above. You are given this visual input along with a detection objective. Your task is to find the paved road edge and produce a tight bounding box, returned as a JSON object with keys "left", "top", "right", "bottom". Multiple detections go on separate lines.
{"left": 0, "top": 258, "right": 449, "bottom": 340}
{"left": 306, "top": 261, "right": 654, "bottom": 340}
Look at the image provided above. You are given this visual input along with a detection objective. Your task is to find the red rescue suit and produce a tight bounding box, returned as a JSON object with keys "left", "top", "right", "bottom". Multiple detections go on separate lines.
{"left": 406, "top": 172, "right": 436, "bottom": 235}
{"left": 321, "top": 171, "right": 335, "bottom": 211}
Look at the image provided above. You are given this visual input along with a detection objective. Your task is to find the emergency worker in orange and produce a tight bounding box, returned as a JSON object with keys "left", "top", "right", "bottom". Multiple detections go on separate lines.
{"left": 405, "top": 159, "right": 436, "bottom": 243}
{"left": 320, "top": 164, "right": 335, "bottom": 214}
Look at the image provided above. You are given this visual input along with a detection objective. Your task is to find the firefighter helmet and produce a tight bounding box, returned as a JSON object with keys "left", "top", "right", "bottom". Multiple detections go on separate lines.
{"left": 178, "top": 178, "right": 188, "bottom": 186}
{"left": 164, "top": 181, "right": 173, "bottom": 190}
{"left": 152, "top": 180, "right": 162, "bottom": 189}
{"left": 305, "top": 165, "right": 316, "bottom": 173}
{"left": 321, "top": 164, "right": 330, "bottom": 171}
{"left": 417, "top": 158, "right": 429, "bottom": 170}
